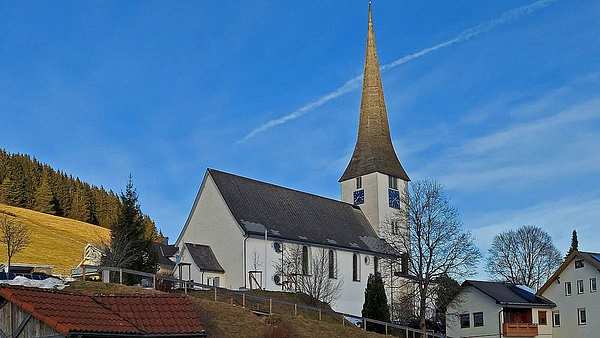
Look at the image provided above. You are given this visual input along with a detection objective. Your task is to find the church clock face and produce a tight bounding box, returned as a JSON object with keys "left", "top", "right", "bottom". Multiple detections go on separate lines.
{"left": 388, "top": 189, "right": 400, "bottom": 209}
{"left": 353, "top": 189, "right": 365, "bottom": 205}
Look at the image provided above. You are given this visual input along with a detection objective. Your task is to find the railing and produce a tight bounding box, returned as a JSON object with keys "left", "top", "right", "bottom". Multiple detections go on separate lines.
{"left": 88, "top": 266, "right": 448, "bottom": 338}
{"left": 502, "top": 323, "right": 538, "bottom": 337}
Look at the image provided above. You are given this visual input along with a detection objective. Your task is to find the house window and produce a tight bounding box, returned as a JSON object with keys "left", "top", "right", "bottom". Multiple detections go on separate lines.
{"left": 212, "top": 277, "right": 220, "bottom": 287}
{"left": 552, "top": 311, "right": 560, "bottom": 327}
{"left": 302, "top": 246, "right": 310, "bottom": 275}
{"left": 356, "top": 177, "right": 362, "bottom": 189}
{"left": 328, "top": 249, "right": 336, "bottom": 279}
{"left": 575, "top": 260, "right": 585, "bottom": 269}
{"left": 388, "top": 175, "right": 398, "bottom": 190}
{"left": 352, "top": 253, "right": 360, "bottom": 282}
{"left": 539, "top": 311, "right": 547, "bottom": 325}
{"left": 565, "top": 282, "right": 572, "bottom": 296}
{"left": 460, "top": 314, "right": 470, "bottom": 328}
{"left": 591, "top": 278, "right": 597, "bottom": 293}
{"left": 473, "top": 312, "right": 484, "bottom": 327}
{"left": 578, "top": 308, "right": 587, "bottom": 325}
{"left": 577, "top": 280, "right": 585, "bottom": 294}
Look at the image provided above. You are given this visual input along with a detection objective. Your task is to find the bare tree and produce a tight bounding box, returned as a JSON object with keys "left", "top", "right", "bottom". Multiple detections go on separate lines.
{"left": 486, "top": 225, "right": 562, "bottom": 290}
{"left": 0, "top": 215, "right": 31, "bottom": 273}
{"left": 274, "top": 244, "right": 343, "bottom": 305}
{"left": 381, "top": 179, "right": 480, "bottom": 335}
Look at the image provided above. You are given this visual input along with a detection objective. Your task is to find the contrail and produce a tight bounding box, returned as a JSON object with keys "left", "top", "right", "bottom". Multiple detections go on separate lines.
{"left": 239, "top": 0, "right": 559, "bottom": 143}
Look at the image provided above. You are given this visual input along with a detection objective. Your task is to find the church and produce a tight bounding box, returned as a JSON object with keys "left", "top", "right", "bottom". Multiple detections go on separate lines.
{"left": 174, "top": 4, "right": 410, "bottom": 316}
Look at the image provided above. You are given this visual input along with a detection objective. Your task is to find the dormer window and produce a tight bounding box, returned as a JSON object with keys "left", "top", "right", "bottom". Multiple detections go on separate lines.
{"left": 388, "top": 175, "right": 398, "bottom": 190}
{"left": 356, "top": 177, "right": 362, "bottom": 189}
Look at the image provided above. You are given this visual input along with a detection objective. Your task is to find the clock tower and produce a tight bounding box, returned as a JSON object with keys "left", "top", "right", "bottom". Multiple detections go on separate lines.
{"left": 340, "top": 4, "right": 410, "bottom": 235}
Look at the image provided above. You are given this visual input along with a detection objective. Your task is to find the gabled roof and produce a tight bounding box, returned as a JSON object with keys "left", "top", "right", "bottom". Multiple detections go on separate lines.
{"left": 185, "top": 243, "right": 225, "bottom": 273}
{"left": 463, "top": 280, "right": 555, "bottom": 308}
{"left": 339, "top": 4, "right": 409, "bottom": 182}
{"left": 153, "top": 242, "right": 177, "bottom": 269}
{"left": 208, "top": 169, "right": 396, "bottom": 256}
{"left": 0, "top": 285, "right": 206, "bottom": 337}
{"left": 538, "top": 250, "right": 600, "bottom": 295}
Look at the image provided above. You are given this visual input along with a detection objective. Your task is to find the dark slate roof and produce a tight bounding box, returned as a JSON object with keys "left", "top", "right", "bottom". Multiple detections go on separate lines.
{"left": 208, "top": 169, "right": 396, "bottom": 256}
{"left": 464, "top": 280, "right": 555, "bottom": 307}
{"left": 185, "top": 243, "right": 225, "bottom": 273}
{"left": 153, "top": 243, "right": 177, "bottom": 269}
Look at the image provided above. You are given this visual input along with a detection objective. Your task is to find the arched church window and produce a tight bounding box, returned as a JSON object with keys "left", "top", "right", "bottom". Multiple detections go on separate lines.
{"left": 353, "top": 253, "right": 360, "bottom": 282}
{"left": 302, "top": 246, "right": 309, "bottom": 275}
{"left": 328, "top": 249, "right": 336, "bottom": 279}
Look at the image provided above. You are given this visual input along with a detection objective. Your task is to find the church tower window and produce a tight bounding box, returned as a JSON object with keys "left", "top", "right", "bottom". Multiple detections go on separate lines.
{"left": 389, "top": 175, "right": 398, "bottom": 190}
{"left": 356, "top": 177, "right": 362, "bottom": 189}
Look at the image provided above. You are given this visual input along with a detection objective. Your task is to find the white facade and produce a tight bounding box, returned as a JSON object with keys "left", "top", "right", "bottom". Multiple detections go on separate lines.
{"left": 340, "top": 172, "right": 408, "bottom": 236}
{"left": 540, "top": 256, "right": 600, "bottom": 338}
{"left": 447, "top": 285, "right": 553, "bottom": 338}
{"left": 175, "top": 171, "right": 379, "bottom": 316}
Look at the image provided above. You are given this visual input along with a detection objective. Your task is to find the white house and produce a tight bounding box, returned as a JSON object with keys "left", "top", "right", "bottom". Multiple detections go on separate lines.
{"left": 174, "top": 4, "right": 410, "bottom": 316}
{"left": 446, "top": 280, "right": 555, "bottom": 338}
{"left": 537, "top": 250, "right": 600, "bottom": 338}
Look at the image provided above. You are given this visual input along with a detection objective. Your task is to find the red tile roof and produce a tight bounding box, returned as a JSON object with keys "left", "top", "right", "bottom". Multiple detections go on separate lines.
{"left": 0, "top": 285, "right": 206, "bottom": 337}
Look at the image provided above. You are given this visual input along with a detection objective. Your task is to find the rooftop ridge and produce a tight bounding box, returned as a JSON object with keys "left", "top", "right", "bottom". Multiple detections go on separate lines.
{"left": 208, "top": 168, "right": 361, "bottom": 209}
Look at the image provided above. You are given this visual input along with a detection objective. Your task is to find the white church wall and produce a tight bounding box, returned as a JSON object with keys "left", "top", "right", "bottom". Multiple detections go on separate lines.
{"left": 175, "top": 173, "right": 246, "bottom": 289}
{"left": 341, "top": 172, "right": 380, "bottom": 233}
{"left": 175, "top": 244, "right": 227, "bottom": 287}
{"left": 245, "top": 237, "right": 376, "bottom": 316}
{"left": 341, "top": 172, "right": 408, "bottom": 236}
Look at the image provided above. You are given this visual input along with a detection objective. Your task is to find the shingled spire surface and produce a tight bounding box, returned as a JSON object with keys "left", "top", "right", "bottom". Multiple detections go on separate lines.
{"left": 339, "top": 4, "right": 409, "bottom": 182}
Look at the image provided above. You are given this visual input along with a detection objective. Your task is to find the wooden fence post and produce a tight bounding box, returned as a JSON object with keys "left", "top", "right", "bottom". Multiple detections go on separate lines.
{"left": 318, "top": 308, "right": 322, "bottom": 321}
{"left": 294, "top": 304, "right": 297, "bottom": 317}
{"left": 269, "top": 298, "right": 272, "bottom": 315}
{"left": 242, "top": 293, "right": 246, "bottom": 308}
{"left": 153, "top": 274, "right": 156, "bottom": 290}
{"left": 82, "top": 266, "right": 86, "bottom": 281}
{"left": 214, "top": 287, "right": 217, "bottom": 301}
{"left": 385, "top": 323, "right": 388, "bottom": 336}
{"left": 119, "top": 268, "right": 123, "bottom": 284}
{"left": 363, "top": 318, "right": 366, "bottom": 331}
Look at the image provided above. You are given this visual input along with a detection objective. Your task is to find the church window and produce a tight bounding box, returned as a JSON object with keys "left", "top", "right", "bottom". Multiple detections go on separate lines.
{"left": 302, "top": 246, "right": 310, "bottom": 275}
{"left": 356, "top": 177, "right": 362, "bottom": 189}
{"left": 328, "top": 249, "right": 336, "bottom": 279}
{"left": 353, "top": 253, "right": 360, "bottom": 281}
{"left": 388, "top": 175, "right": 398, "bottom": 190}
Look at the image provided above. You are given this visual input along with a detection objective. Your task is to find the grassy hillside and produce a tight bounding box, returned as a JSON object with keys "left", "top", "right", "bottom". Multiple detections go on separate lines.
{"left": 0, "top": 203, "right": 109, "bottom": 275}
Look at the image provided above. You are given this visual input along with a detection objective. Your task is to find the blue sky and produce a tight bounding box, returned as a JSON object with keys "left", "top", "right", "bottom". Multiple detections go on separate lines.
{"left": 1, "top": 1, "right": 599, "bottom": 275}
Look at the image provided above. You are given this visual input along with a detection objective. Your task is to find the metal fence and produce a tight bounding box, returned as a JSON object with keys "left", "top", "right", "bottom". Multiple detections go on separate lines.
{"left": 91, "top": 266, "right": 447, "bottom": 338}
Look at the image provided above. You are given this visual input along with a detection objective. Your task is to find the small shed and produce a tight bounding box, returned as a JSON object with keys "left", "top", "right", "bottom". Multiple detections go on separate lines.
{"left": 0, "top": 285, "right": 207, "bottom": 338}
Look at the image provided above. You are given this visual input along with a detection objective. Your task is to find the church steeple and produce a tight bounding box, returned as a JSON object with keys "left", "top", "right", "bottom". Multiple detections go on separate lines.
{"left": 339, "top": 3, "right": 409, "bottom": 182}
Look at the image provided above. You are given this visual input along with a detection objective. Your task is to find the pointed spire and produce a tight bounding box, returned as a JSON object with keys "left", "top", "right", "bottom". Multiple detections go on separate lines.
{"left": 339, "top": 3, "right": 409, "bottom": 182}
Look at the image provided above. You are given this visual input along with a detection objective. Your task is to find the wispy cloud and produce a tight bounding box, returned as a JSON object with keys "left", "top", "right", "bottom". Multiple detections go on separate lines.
{"left": 239, "top": 0, "right": 560, "bottom": 143}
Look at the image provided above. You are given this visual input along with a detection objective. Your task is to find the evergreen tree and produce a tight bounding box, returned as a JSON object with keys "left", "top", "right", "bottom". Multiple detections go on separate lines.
{"left": 362, "top": 273, "right": 390, "bottom": 331}
{"left": 70, "top": 187, "right": 91, "bottom": 222}
{"left": 567, "top": 230, "right": 579, "bottom": 257}
{"left": 104, "top": 176, "right": 157, "bottom": 279}
{"left": 0, "top": 167, "right": 27, "bottom": 207}
{"left": 33, "top": 172, "right": 56, "bottom": 214}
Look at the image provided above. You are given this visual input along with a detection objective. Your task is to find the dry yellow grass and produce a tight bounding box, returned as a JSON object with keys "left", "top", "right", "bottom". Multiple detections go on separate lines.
{"left": 0, "top": 203, "right": 110, "bottom": 275}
